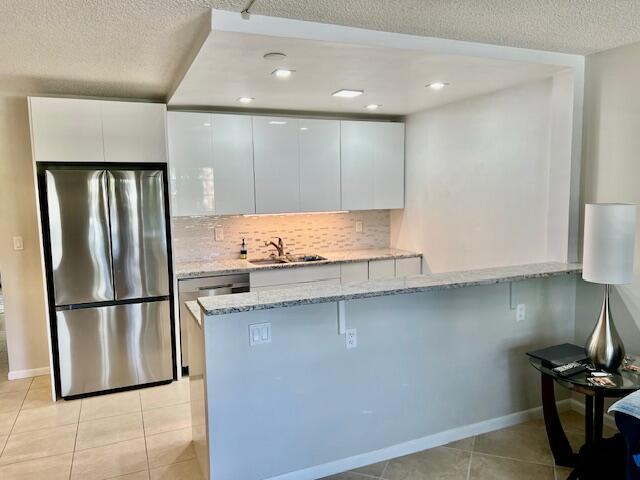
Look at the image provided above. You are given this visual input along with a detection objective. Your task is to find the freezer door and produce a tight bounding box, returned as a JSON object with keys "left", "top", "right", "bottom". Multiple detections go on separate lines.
{"left": 108, "top": 170, "right": 170, "bottom": 299}
{"left": 45, "top": 170, "right": 114, "bottom": 306}
{"left": 56, "top": 300, "right": 173, "bottom": 397}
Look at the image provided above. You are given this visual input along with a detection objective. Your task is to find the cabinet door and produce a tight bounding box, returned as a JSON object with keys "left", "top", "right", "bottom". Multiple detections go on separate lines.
{"left": 340, "top": 121, "right": 405, "bottom": 210}
{"left": 253, "top": 116, "right": 300, "bottom": 213}
{"left": 102, "top": 102, "right": 167, "bottom": 163}
{"left": 167, "top": 112, "right": 215, "bottom": 217}
{"left": 340, "top": 121, "right": 374, "bottom": 210}
{"left": 395, "top": 257, "right": 422, "bottom": 277}
{"left": 340, "top": 262, "right": 369, "bottom": 283}
{"left": 299, "top": 119, "right": 340, "bottom": 212}
{"left": 368, "top": 259, "right": 396, "bottom": 280}
{"left": 373, "top": 122, "right": 405, "bottom": 209}
{"left": 211, "top": 114, "right": 255, "bottom": 215}
{"left": 29, "top": 97, "right": 104, "bottom": 163}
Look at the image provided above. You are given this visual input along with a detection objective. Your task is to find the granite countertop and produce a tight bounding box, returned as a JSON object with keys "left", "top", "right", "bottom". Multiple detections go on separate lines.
{"left": 198, "top": 262, "right": 582, "bottom": 316}
{"left": 175, "top": 248, "right": 422, "bottom": 279}
{"left": 185, "top": 300, "right": 202, "bottom": 327}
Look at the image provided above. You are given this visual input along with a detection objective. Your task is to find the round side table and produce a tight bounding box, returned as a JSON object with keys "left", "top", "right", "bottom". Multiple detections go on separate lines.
{"left": 529, "top": 357, "right": 640, "bottom": 468}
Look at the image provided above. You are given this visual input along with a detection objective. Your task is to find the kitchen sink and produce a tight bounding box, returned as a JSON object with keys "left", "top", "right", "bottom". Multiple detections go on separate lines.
{"left": 249, "top": 255, "right": 326, "bottom": 266}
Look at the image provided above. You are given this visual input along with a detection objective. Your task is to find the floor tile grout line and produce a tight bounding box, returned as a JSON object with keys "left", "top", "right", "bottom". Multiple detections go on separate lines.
{"left": 0, "top": 411, "right": 191, "bottom": 467}
{"left": 0, "top": 377, "right": 33, "bottom": 458}
{"left": 466, "top": 452, "right": 473, "bottom": 480}
{"left": 378, "top": 460, "right": 389, "bottom": 479}
{"left": 470, "top": 450, "right": 556, "bottom": 468}
{"left": 140, "top": 391, "right": 152, "bottom": 475}
{"left": 106, "top": 468, "right": 151, "bottom": 480}
{"left": 68, "top": 399, "right": 81, "bottom": 480}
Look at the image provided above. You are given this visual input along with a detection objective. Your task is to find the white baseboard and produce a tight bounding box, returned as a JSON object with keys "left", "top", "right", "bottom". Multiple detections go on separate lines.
{"left": 8, "top": 366, "right": 50, "bottom": 380}
{"left": 266, "top": 400, "right": 573, "bottom": 480}
{"left": 568, "top": 397, "right": 617, "bottom": 429}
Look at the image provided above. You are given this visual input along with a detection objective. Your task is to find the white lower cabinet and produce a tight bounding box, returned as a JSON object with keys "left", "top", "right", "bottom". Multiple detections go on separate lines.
{"left": 395, "top": 257, "right": 422, "bottom": 277}
{"left": 250, "top": 257, "right": 421, "bottom": 290}
{"left": 340, "top": 262, "right": 369, "bottom": 283}
{"left": 250, "top": 265, "right": 341, "bottom": 289}
{"left": 368, "top": 259, "right": 396, "bottom": 280}
{"left": 251, "top": 278, "right": 340, "bottom": 293}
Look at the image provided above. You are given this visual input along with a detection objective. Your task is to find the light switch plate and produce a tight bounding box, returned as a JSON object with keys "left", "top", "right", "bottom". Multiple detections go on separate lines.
{"left": 214, "top": 227, "right": 224, "bottom": 242}
{"left": 355, "top": 221, "right": 363, "bottom": 233}
{"left": 12, "top": 236, "right": 24, "bottom": 251}
{"left": 249, "top": 323, "right": 271, "bottom": 346}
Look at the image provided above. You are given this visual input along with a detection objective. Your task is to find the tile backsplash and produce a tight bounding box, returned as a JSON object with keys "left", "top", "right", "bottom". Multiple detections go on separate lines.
{"left": 171, "top": 210, "right": 390, "bottom": 263}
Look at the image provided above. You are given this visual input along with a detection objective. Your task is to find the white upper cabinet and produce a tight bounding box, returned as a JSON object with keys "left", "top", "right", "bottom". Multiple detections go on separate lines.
{"left": 299, "top": 119, "right": 341, "bottom": 212}
{"left": 167, "top": 112, "right": 255, "bottom": 216}
{"left": 167, "top": 112, "right": 216, "bottom": 217}
{"left": 253, "top": 116, "right": 300, "bottom": 214}
{"left": 211, "top": 114, "right": 255, "bottom": 215}
{"left": 28, "top": 97, "right": 167, "bottom": 164}
{"left": 102, "top": 102, "right": 167, "bottom": 163}
{"left": 29, "top": 97, "right": 104, "bottom": 163}
{"left": 341, "top": 121, "right": 405, "bottom": 210}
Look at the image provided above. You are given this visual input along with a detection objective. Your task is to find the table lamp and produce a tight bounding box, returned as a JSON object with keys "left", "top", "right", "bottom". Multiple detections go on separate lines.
{"left": 582, "top": 203, "right": 637, "bottom": 371}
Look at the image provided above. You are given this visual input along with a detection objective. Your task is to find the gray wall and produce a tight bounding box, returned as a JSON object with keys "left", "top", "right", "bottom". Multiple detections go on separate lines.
{"left": 204, "top": 275, "right": 576, "bottom": 479}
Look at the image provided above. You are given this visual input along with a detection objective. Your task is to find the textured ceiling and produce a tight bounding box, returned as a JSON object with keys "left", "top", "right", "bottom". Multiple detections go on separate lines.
{"left": 1, "top": 0, "right": 640, "bottom": 100}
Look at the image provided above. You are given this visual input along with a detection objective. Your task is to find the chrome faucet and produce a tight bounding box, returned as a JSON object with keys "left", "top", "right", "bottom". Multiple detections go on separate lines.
{"left": 264, "top": 237, "right": 285, "bottom": 257}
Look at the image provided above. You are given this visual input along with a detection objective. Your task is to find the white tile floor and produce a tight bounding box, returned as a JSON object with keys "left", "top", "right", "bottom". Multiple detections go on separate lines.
{"left": 0, "top": 344, "right": 616, "bottom": 480}
{"left": 0, "top": 360, "right": 199, "bottom": 480}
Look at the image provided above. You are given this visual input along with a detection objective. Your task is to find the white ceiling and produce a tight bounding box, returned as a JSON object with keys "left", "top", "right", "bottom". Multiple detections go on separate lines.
{"left": 169, "top": 30, "right": 566, "bottom": 115}
{"left": 1, "top": 0, "right": 640, "bottom": 100}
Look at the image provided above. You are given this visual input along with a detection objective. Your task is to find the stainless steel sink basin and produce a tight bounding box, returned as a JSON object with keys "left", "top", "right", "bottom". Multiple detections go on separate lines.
{"left": 249, "top": 258, "right": 288, "bottom": 266}
{"left": 249, "top": 255, "right": 326, "bottom": 266}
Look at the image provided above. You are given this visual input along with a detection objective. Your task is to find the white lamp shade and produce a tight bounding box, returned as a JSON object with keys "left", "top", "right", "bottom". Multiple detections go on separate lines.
{"left": 583, "top": 203, "right": 637, "bottom": 284}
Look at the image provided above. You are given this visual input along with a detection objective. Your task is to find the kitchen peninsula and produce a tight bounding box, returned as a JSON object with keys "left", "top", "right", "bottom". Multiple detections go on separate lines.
{"left": 188, "top": 262, "right": 581, "bottom": 480}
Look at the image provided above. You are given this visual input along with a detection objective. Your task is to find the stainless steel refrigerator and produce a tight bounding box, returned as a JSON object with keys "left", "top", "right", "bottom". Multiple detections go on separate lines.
{"left": 40, "top": 165, "right": 175, "bottom": 398}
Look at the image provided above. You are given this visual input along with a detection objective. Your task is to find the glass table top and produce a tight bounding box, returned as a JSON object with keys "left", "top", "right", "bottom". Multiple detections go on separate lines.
{"left": 529, "top": 357, "right": 640, "bottom": 397}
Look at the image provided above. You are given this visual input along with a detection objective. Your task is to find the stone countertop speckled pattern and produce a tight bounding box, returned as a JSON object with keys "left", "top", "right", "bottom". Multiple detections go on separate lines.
{"left": 185, "top": 300, "right": 201, "bottom": 328}
{"left": 175, "top": 248, "right": 422, "bottom": 279}
{"left": 198, "top": 262, "right": 582, "bottom": 316}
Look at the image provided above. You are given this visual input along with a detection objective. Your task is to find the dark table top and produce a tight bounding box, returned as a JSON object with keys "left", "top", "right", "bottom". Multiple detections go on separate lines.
{"left": 529, "top": 357, "right": 640, "bottom": 397}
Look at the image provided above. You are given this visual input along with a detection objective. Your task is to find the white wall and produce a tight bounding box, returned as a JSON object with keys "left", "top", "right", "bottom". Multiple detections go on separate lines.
{"left": 576, "top": 41, "right": 640, "bottom": 349}
{"left": 391, "top": 77, "right": 577, "bottom": 273}
{"left": 203, "top": 275, "right": 576, "bottom": 480}
{"left": 0, "top": 96, "right": 50, "bottom": 376}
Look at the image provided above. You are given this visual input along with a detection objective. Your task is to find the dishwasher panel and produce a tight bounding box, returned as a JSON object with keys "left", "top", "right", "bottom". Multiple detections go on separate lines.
{"left": 178, "top": 274, "right": 249, "bottom": 368}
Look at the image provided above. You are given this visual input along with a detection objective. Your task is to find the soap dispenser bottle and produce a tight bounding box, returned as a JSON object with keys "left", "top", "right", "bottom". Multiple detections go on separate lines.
{"left": 240, "top": 238, "right": 248, "bottom": 259}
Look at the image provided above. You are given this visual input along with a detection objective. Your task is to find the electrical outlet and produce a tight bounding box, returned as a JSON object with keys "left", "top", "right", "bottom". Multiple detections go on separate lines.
{"left": 214, "top": 226, "right": 224, "bottom": 242}
{"left": 355, "top": 221, "right": 363, "bottom": 233}
{"left": 249, "top": 323, "right": 271, "bottom": 346}
{"left": 12, "top": 236, "right": 24, "bottom": 251}
{"left": 516, "top": 304, "right": 526, "bottom": 322}
{"left": 346, "top": 328, "right": 357, "bottom": 349}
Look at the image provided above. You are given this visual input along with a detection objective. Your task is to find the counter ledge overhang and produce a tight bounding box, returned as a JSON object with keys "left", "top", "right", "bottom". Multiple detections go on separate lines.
{"left": 197, "top": 262, "right": 582, "bottom": 316}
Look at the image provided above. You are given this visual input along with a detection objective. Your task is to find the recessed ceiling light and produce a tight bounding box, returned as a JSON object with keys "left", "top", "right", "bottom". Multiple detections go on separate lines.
{"left": 365, "top": 104, "right": 381, "bottom": 110}
{"left": 426, "top": 82, "right": 449, "bottom": 90}
{"left": 263, "top": 52, "right": 287, "bottom": 61}
{"left": 332, "top": 89, "right": 364, "bottom": 98}
{"left": 300, "top": 127, "right": 308, "bottom": 131}
{"left": 203, "top": 122, "right": 211, "bottom": 126}
{"left": 269, "top": 120, "right": 287, "bottom": 125}
{"left": 237, "top": 97, "right": 254, "bottom": 104}
{"left": 272, "top": 68, "right": 294, "bottom": 79}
